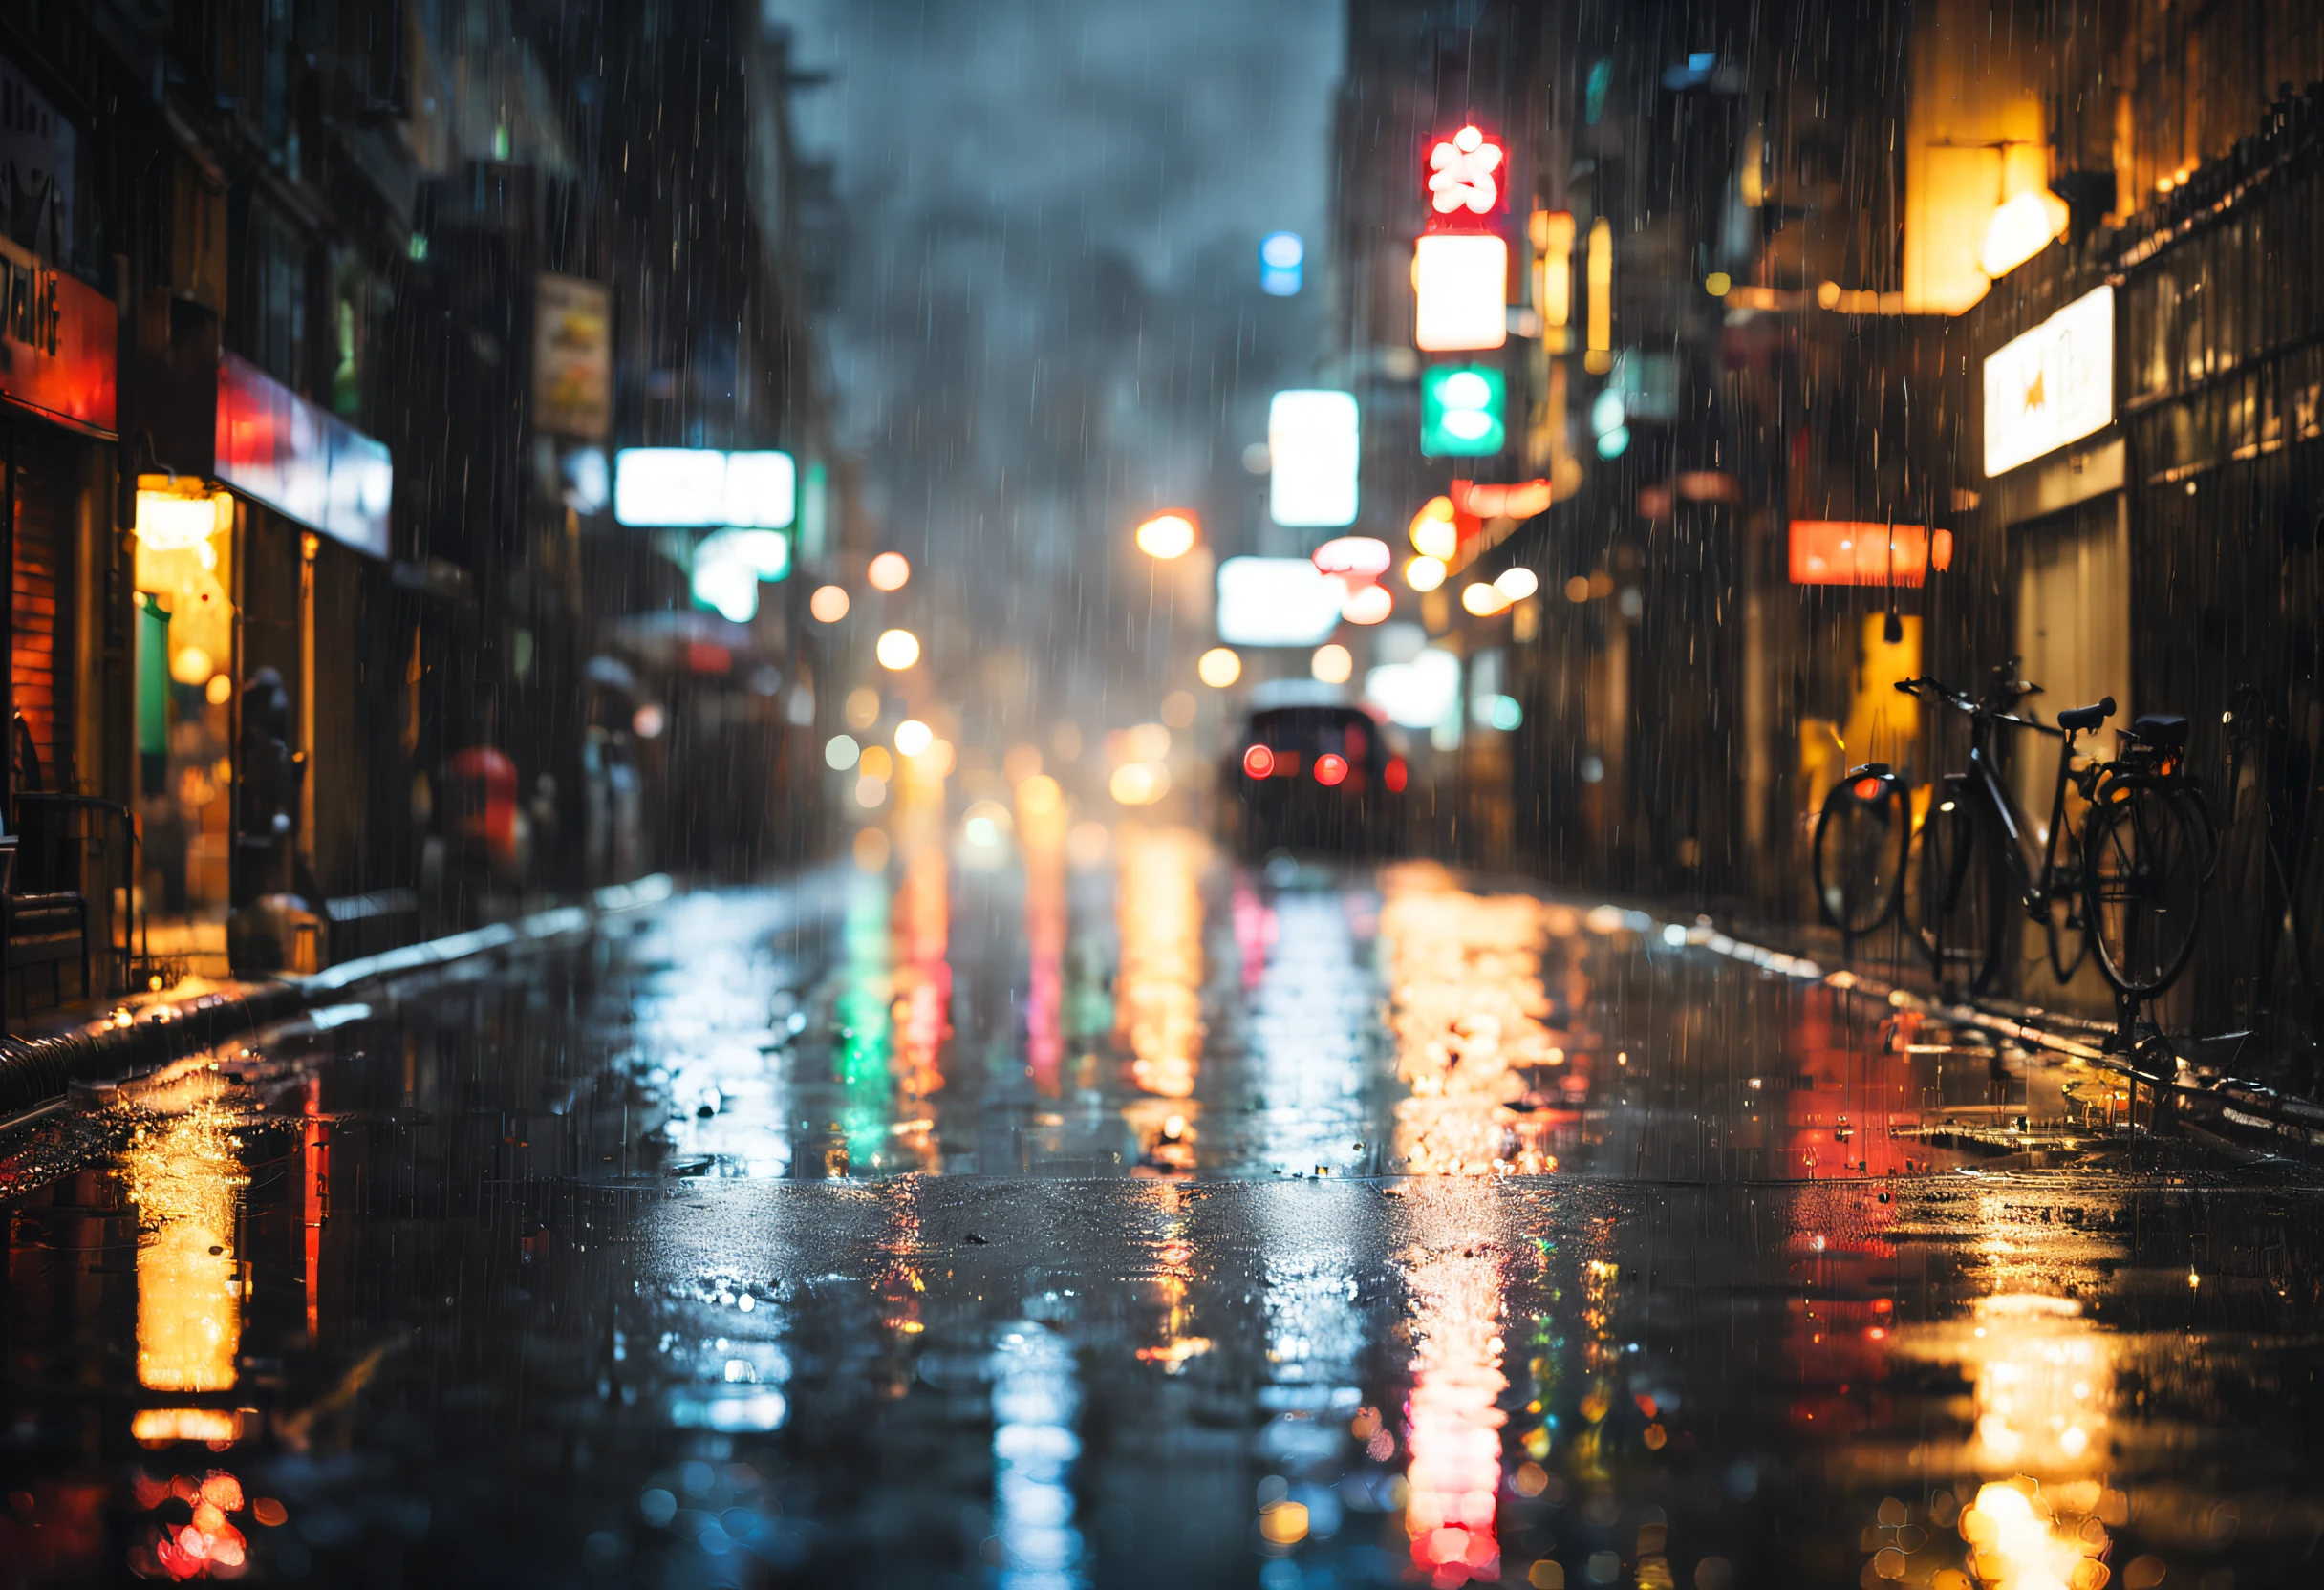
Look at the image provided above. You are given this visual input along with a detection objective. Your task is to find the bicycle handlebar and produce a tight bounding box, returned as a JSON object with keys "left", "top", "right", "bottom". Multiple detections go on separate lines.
{"left": 1892, "top": 677, "right": 2071, "bottom": 738}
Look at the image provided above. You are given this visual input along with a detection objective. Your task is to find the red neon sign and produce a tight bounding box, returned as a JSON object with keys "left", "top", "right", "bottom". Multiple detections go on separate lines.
{"left": 1788, "top": 522, "right": 1953, "bottom": 587}
{"left": 0, "top": 234, "right": 115, "bottom": 435}
{"left": 1424, "top": 126, "right": 1506, "bottom": 226}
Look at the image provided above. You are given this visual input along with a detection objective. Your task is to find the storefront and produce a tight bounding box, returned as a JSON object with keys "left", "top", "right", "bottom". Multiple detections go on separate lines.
{"left": 131, "top": 354, "right": 393, "bottom": 974}
{"left": 0, "top": 226, "right": 121, "bottom": 1012}
{"left": 210, "top": 354, "right": 394, "bottom": 969}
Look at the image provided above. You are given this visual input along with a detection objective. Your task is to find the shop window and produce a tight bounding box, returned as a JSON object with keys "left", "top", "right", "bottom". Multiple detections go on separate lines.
{"left": 134, "top": 497, "right": 236, "bottom": 912}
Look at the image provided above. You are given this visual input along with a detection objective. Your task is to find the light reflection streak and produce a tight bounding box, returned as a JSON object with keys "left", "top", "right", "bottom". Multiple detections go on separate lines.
{"left": 126, "top": 1101, "right": 247, "bottom": 1395}
{"left": 834, "top": 873, "right": 895, "bottom": 1171}
{"left": 1868, "top": 1192, "right": 2125, "bottom": 1590}
{"left": 1381, "top": 871, "right": 1556, "bottom": 1173}
{"left": 1020, "top": 776, "right": 1069, "bottom": 1095}
{"left": 1399, "top": 1188, "right": 1508, "bottom": 1587}
{"left": 1248, "top": 890, "right": 1372, "bottom": 1174}
{"left": 993, "top": 1321, "right": 1087, "bottom": 1590}
{"left": 1136, "top": 1196, "right": 1211, "bottom": 1372}
{"left": 889, "top": 840, "right": 951, "bottom": 1170}
{"left": 1114, "top": 826, "right": 1206, "bottom": 1101}
{"left": 301, "top": 1078, "right": 326, "bottom": 1341}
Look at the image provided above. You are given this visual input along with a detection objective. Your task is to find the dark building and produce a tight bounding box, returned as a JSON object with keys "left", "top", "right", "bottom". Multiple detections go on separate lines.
{"left": 0, "top": 0, "right": 835, "bottom": 1018}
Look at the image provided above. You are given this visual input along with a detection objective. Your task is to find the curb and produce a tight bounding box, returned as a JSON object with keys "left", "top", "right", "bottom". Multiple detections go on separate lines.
{"left": 0, "top": 876, "right": 675, "bottom": 1118}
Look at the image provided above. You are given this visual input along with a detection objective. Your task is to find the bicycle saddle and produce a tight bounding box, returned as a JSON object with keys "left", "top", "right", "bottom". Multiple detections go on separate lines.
{"left": 2055, "top": 697, "right": 2117, "bottom": 732}
{"left": 2128, "top": 713, "right": 2187, "bottom": 749}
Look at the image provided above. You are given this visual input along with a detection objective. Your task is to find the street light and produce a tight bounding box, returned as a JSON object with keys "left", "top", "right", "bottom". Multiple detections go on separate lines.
{"left": 1136, "top": 512, "right": 1197, "bottom": 559}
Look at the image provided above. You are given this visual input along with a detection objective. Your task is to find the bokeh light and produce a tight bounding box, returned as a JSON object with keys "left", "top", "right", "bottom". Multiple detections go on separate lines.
{"left": 810, "top": 584, "right": 850, "bottom": 621}
{"left": 1461, "top": 582, "right": 1512, "bottom": 616}
{"left": 1405, "top": 555, "right": 1447, "bottom": 591}
{"left": 1135, "top": 512, "right": 1197, "bottom": 559}
{"left": 867, "top": 552, "right": 910, "bottom": 591}
{"left": 1197, "top": 647, "right": 1242, "bottom": 687}
{"left": 875, "top": 628, "right": 920, "bottom": 669}
{"left": 1342, "top": 582, "right": 1394, "bottom": 624}
{"left": 893, "top": 719, "right": 934, "bottom": 756}
{"left": 1311, "top": 643, "right": 1353, "bottom": 683}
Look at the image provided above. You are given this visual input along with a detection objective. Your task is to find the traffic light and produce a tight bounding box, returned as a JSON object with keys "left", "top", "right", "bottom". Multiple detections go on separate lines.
{"left": 1419, "top": 365, "right": 1506, "bottom": 456}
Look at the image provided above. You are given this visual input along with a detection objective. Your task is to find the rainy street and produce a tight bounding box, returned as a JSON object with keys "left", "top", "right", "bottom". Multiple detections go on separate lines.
{"left": 7, "top": 0, "right": 2324, "bottom": 1588}
{"left": 8, "top": 848, "right": 2324, "bottom": 1589}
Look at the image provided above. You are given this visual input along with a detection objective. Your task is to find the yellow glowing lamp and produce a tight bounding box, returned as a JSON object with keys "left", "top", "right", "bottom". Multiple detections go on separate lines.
{"left": 135, "top": 476, "right": 231, "bottom": 552}
{"left": 1979, "top": 189, "right": 2071, "bottom": 280}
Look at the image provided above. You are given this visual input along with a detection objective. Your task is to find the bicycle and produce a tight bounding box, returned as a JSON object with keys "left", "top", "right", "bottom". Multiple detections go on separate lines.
{"left": 1813, "top": 663, "right": 2208, "bottom": 999}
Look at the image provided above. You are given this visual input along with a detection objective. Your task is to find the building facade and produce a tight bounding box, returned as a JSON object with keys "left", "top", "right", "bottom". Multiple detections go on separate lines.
{"left": 1329, "top": 0, "right": 2323, "bottom": 1076}
{"left": 0, "top": 0, "right": 832, "bottom": 1016}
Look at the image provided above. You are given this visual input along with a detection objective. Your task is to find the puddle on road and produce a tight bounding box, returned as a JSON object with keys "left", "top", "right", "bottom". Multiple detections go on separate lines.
{"left": 3, "top": 845, "right": 2318, "bottom": 1586}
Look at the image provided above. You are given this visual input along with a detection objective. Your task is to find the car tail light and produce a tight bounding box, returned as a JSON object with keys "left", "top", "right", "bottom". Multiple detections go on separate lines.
{"left": 1384, "top": 757, "right": 1408, "bottom": 792}
{"left": 1242, "top": 744, "right": 1276, "bottom": 778}
{"left": 1314, "top": 753, "right": 1348, "bottom": 786}
{"left": 1852, "top": 776, "right": 1884, "bottom": 800}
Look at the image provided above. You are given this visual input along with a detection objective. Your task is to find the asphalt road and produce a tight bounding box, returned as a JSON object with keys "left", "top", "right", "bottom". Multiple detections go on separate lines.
{"left": 4, "top": 831, "right": 2320, "bottom": 1588}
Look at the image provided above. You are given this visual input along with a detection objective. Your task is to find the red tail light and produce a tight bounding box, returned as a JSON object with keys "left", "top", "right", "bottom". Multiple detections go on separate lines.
{"left": 1314, "top": 753, "right": 1348, "bottom": 786}
{"left": 1242, "top": 744, "right": 1276, "bottom": 778}
{"left": 1852, "top": 776, "right": 1883, "bottom": 800}
{"left": 1384, "top": 757, "right": 1408, "bottom": 792}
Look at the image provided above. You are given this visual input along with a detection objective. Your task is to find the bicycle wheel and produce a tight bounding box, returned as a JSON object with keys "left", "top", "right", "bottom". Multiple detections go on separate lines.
{"left": 1812, "top": 776, "right": 1911, "bottom": 935}
{"left": 1910, "top": 789, "right": 2006, "bottom": 996}
{"left": 2084, "top": 780, "right": 2206, "bottom": 997}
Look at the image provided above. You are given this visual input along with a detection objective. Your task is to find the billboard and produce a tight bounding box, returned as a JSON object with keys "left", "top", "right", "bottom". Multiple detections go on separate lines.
{"left": 532, "top": 273, "right": 612, "bottom": 439}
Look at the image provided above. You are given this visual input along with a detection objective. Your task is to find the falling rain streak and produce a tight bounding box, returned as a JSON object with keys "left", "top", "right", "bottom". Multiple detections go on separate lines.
{"left": 1, "top": 1, "right": 2322, "bottom": 1587}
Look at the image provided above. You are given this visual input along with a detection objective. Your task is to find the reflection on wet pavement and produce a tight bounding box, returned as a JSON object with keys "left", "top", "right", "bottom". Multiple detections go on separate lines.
{"left": 4, "top": 842, "right": 2322, "bottom": 1586}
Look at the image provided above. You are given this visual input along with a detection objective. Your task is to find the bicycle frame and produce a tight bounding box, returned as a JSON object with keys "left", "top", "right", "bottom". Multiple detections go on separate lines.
{"left": 1924, "top": 685, "right": 2087, "bottom": 919}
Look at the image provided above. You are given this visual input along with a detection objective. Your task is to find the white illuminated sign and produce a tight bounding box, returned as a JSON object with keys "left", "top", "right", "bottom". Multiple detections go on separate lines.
{"left": 1216, "top": 557, "right": 1346, "bottom": 647}
{"left": 1413, "top": 232, "right": 1508, "bottom": 352}
{"left": 1983, "top": 285, "right": 2113, "bottom": 477}
{"left": 1365, "top": 648, "right": 1462, "bottom": 729}
{"left": 1267, "top": 390, "right": 1361, "bottom": 527}
{"left": 614, "top": 448, "right": 798, "bottom": 527}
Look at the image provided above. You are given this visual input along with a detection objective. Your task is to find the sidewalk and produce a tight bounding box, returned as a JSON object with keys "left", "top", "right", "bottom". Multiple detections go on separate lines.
{"left": 0, "top": 875, "right": 676, "bottom": 1121}
{"left": 1630, "top": 899, "right": 2324, "bottom": 1161}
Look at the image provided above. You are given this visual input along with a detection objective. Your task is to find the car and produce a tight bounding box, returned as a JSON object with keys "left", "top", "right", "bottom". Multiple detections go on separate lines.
{"left": 1220, "top": 701, "right": 1409, "bottom": 859}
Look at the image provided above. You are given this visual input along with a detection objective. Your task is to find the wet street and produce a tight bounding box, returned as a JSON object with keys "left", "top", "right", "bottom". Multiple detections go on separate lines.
{"left": 5, "top": 834, "right": 2321, "bottom": 1589}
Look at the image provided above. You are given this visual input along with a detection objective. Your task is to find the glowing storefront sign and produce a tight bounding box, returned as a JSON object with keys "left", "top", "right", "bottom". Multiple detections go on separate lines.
{"left": 613, "top": 448, "right": 798, "bottom": 528}
{"left": 1788, "top": 522, "right": 1954, "bottom": 586}
{"left": 1983, "top": 285, "right": 2113, "bottom": 477}
{"left": 1414, "top": 233, "right": 1508, "bottom": 353}
{"left": 0, "top": 231, "right": 116, "bottom": 434}
{"left": 1217, "top": 556, "right": 1346, "bottom": 647}
{"left": 1267, "top": 390, "right": 1360, "bottom": 527}
{"left": 215, "top": 354, "right": 393, "bottom": 557}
